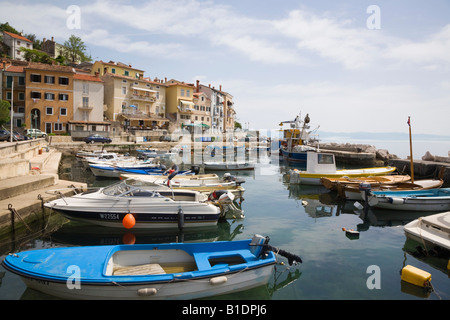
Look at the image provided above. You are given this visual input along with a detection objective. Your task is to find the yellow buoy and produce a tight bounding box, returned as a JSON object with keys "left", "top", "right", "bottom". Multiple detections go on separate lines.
{"left": 401, "top": 265, "right": 431, "bottom": 288}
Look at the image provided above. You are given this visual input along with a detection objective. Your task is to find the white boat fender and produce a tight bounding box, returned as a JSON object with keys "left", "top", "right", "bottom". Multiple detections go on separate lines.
{"left": 178, "top": 208, "right": 184, "bottom": 231}
{"left": 388, "top": 197, "right": 405, "bottom": 205}
{"left": 209, "top": 276, "right": 228, "bottom": 285}
{"left": 137, "top": 288, "right": 158, "bottom": 296}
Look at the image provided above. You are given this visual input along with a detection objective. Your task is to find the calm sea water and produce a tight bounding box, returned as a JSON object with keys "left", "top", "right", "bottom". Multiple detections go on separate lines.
{"left": 0, "top": 149, "right": 449, "bottom": 301}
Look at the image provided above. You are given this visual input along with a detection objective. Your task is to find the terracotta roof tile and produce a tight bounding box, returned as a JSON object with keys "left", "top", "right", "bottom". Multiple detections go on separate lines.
{"left": 74, "top": 73, "right": 103, "bottom": 82}
{"left": 3, "top": 31, "right": 32, "bottom": 43}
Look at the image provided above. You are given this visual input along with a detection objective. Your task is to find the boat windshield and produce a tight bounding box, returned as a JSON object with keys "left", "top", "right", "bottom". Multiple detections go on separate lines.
{"left": 102, "top": 181, "right": 164, "bottom": 197}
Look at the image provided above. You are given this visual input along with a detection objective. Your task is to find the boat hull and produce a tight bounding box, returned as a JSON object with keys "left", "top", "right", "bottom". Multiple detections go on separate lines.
{"left": 44, "top": 187, "right": 221, "bottom": 229}
{"left": 404, "top": 211, "right": 450, "bottom": 251}
{"left": 291, "top": 167, "right": 397, "bottom": 185}
{"left": 204, "top": 162, "right": 255, "bottom": 171}
{"left": 280, "top": 148, "right": 308, "bottom": 166}
{"left": 367, "top": 188, "right": 450, "bottom": 211}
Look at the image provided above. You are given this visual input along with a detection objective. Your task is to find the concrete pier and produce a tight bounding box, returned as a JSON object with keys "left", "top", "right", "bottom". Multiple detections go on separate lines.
{"left": 0, "top": 140, "right": 86, "bottom": 238}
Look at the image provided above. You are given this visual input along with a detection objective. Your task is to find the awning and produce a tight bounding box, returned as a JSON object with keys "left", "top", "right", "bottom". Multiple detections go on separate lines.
{"left": 180, "top": 100, "right": 194, "bottom": 106}
{"left": 182, "top": 123, "right": 210, "bottom": 129}
{"left": 131, "top": 86, "right": 157, "bottom": 93}
{"left": 68, "top": 121, "right": 111, "bottom": 125}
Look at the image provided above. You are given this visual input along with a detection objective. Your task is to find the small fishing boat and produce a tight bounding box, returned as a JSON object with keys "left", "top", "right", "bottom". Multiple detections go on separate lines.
{"left": 44, "top": 179, "right": 222, "bottom": 229}
{"left": 204, "top": 161, "right": 255, "bottom": 171}
{"left": 2, "top": 235, "right": 302, "bottom": 300}
{"left": 279, "top": 113, "right": 318, "bottom": 166}
{"left": 342, "top": 178, "right": 443, "bottom": 200}
{"left": 404, "top": 211, "right": 450, "bottom": 251}
{"left": 363, "top": 188, "right": 450, "bottom": 211}
{"left": 289, "top": 152, "right": 396, "bottom": 185}
{"left": 121, "top": 172, "right": 245, "bottom": 194}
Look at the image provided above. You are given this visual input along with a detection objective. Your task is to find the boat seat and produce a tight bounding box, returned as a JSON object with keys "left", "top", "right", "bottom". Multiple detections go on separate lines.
{"left": 193, "top": 250, "right": 256, "bottom": 270}
{"left": 113, "top": 263, "right": 166, "bottom": 276}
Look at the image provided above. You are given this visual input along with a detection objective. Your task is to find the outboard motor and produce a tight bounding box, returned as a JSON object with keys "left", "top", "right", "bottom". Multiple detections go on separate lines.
{"left": 190, "top": 165, "right": 200, "bottom": 175}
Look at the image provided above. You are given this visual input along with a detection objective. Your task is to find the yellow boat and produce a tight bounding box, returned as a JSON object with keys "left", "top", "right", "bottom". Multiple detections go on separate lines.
{"left": 289, "top": 152, "right": 396, "bottom": 185}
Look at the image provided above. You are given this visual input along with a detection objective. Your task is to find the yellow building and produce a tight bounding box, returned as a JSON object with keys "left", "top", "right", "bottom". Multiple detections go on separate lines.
{"left": 24, "top": 62, "right": 74, "bottom": 134}
{"left": 165, "top": 79, "right": 197, "bottom": 130}
{"left": 91, "top": 60, "right": 144, "bottom": 79}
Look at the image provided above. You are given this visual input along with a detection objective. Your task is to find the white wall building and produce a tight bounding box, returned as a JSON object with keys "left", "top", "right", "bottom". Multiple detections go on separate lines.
{"left": 1, "top": 31, "right": 33, "bottom": 61}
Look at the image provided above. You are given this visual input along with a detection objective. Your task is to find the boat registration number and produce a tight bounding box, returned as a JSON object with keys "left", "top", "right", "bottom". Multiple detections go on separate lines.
{"left": 99, "top": 213, "right": 120, "bottom": 220}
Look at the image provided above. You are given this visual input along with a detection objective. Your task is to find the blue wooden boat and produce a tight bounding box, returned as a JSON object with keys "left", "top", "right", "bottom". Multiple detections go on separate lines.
{"left": 2, "top": 235, "right": 301, "bottom": 300}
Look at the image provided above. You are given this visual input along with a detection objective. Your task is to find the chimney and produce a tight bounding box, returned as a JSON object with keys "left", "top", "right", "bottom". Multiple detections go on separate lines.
{"left": 219, "top": 85, "right": 222, "bottom": 91}
{"left": 196, "top": 80, "right": 200, "bottom": 93}
{"left": 51, "top": 36, "right": 54, "bottom": 42}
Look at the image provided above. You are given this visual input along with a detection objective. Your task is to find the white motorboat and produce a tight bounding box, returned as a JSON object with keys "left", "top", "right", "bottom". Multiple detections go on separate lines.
{"left": 44, "top": 179, "right": 221, "bottom": 229}
{"left": 204, "top": 161, "right": 255, "bottom": 171}
{"left": 404, "top": 211, "right": 450, "bottom": 251}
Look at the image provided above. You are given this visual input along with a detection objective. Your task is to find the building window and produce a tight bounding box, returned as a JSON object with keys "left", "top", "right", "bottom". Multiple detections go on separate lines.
{"left": 30, "top": 74, "right": 41, "bottom": 83}
{"left": 82, "top": 83, "right": 89, "bottom": 95}
{"left": 82, "top": 97, "right": 89, "bottom": 107}
{"left": 122, "top": 87, "right": 127, "bottom": 95}
{"left": 6, "top": 76, "right": 13, "bottom": 88}
{"left": 54, "top": 123, "right": 64, "bottom": 131}
{"left": 180, "top": 89, "right": 184, "bottom": 96}
{"left": 59, "top": 93, "right": 69, "bottom": 101}
{"left": 124, "top": 70, "right": 129, "bottom": 76}
{"left": 58, "top": 77, "right": 69, "bottom": 85}
{"left": 30, "top": 91, "right": 41, "bottom": 99}
{"left": 122, "top": 79, "right": 127, "bottom": 83}
{"left": 111, "top": 68, "right": 116, "bottom": 74}
{"left": 60, "top": 108, "right": 67, "bottom": 116}
{"left": 6, "top": 92, "right": 11, "bottom": 100}
{"left": 46, "top": 107, "right": 53, "bottom": 115}
{"left": 45, "top": 75, "right": 55, "bottom": 84}
{"left": 18, "top": 93, "right": 25, "bottom": 101}
{"left": 186, "top": 89, "right": 190, "bottom": 97}
{"left": 45, "top": 93, "right": 55, "bottom": 100}
{"left": 18, "top": 76, "right": 25, "bottom": 86}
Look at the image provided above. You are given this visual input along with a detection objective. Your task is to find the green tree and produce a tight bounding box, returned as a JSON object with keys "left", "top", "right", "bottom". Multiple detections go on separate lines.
{"left": 19, "top": 47, "right": 52, "bottom": 64}
{"left": 234, "top": 121, "right": 242, "bottom": 130}
{"left": 0, "top": 100, "right": 11, "bottom": 126}
{"left": 63, "top": 34, "right": 91, "bottom": 63}
{"left": 24, "top": 33, "right": 42, "bottom": 50}
{"left": 0, "top": 22, "right": 20, "bottom": 35}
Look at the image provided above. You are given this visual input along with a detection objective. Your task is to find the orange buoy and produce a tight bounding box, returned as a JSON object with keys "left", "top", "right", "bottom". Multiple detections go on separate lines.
{"left": 122, "top": 213, "right": 136, "bottom": 229}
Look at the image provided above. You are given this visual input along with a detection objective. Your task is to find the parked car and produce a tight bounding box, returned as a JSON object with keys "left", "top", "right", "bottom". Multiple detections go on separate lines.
{"left": 0, "top": 130, "right": 11, "bottom": 141}
{"left": 25, "top": 129, "right": 47, "bottom": 138}
{"left": 84, "top": 134, "right": 112, "bottom": 144}
{"left": 14, "top": 131, "right": 31, "bottom": 141}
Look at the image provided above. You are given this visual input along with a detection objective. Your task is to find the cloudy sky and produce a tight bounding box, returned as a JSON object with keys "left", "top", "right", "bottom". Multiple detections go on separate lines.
{"left": 2, "top": 0, "right": 450, "bottom": 136}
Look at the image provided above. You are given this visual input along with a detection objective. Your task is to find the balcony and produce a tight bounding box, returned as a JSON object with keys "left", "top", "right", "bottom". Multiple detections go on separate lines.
{"left": 77, "top": 104, "right": 94, "bottom": 111}
{"left": 131, "top": 94, "right": 156, "bottom": 102}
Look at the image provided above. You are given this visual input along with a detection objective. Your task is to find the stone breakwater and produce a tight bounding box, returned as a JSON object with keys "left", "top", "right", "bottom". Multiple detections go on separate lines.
{"left": 312, "top": 142, "right": 399, "bottom": 166}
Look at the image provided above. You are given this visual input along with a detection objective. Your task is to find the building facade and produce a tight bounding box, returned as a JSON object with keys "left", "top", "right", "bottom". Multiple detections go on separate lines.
{"left": 91, "top": 60, "right": 144, "bottom": 79}
{"left": 1, "top": 31, "right": 33, "bottom": 61}
{"left": 68, "top": 72, "right": 110, "bottom": 136}
{"left": 102, "top": 73, "right": 168, "bottom": 130}
{"left": 24, "top": 63, "right": 74, "bottom": 134}
{"left": 1, "top": 64, "right": 26, "bottom": 128}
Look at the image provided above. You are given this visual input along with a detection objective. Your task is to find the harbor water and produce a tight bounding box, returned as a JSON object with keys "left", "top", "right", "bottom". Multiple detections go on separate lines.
{"left": 0, "top": 149, "right": 449, "bottom": 301}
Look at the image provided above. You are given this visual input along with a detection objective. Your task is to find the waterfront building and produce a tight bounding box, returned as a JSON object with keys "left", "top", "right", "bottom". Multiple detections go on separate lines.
{"left": 24, "top": 62, "right": 74, "bottom": 134}
{"left": 165, "top": 79, "right": 197, "bottom": 132}
{"left": 68, "top": 72, "right": 110, "bottom": 138}
{"left": 102, "top": 72, "right": 168, "bottom": 130}
{"left": 192, "top": 91, "right": 212, "bottom": 134}
{"left": 223, "top": 91, "right": 236, "bottom": 132}
{"left": 1, "top": 31, "right": 33, "bottom": 61}
{"left": 196, "top": 82, "right": 226, "bottom": 134}
{"left": 91, "top": 60, "right": 144, "bottom": 79}
{"left": 1, "top": 62, "right": 26, "bottom": 128}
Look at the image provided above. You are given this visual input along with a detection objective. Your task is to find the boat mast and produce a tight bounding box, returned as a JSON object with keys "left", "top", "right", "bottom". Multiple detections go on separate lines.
{"left": 408, "top": 116, "right": 414, "bottom": 183}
